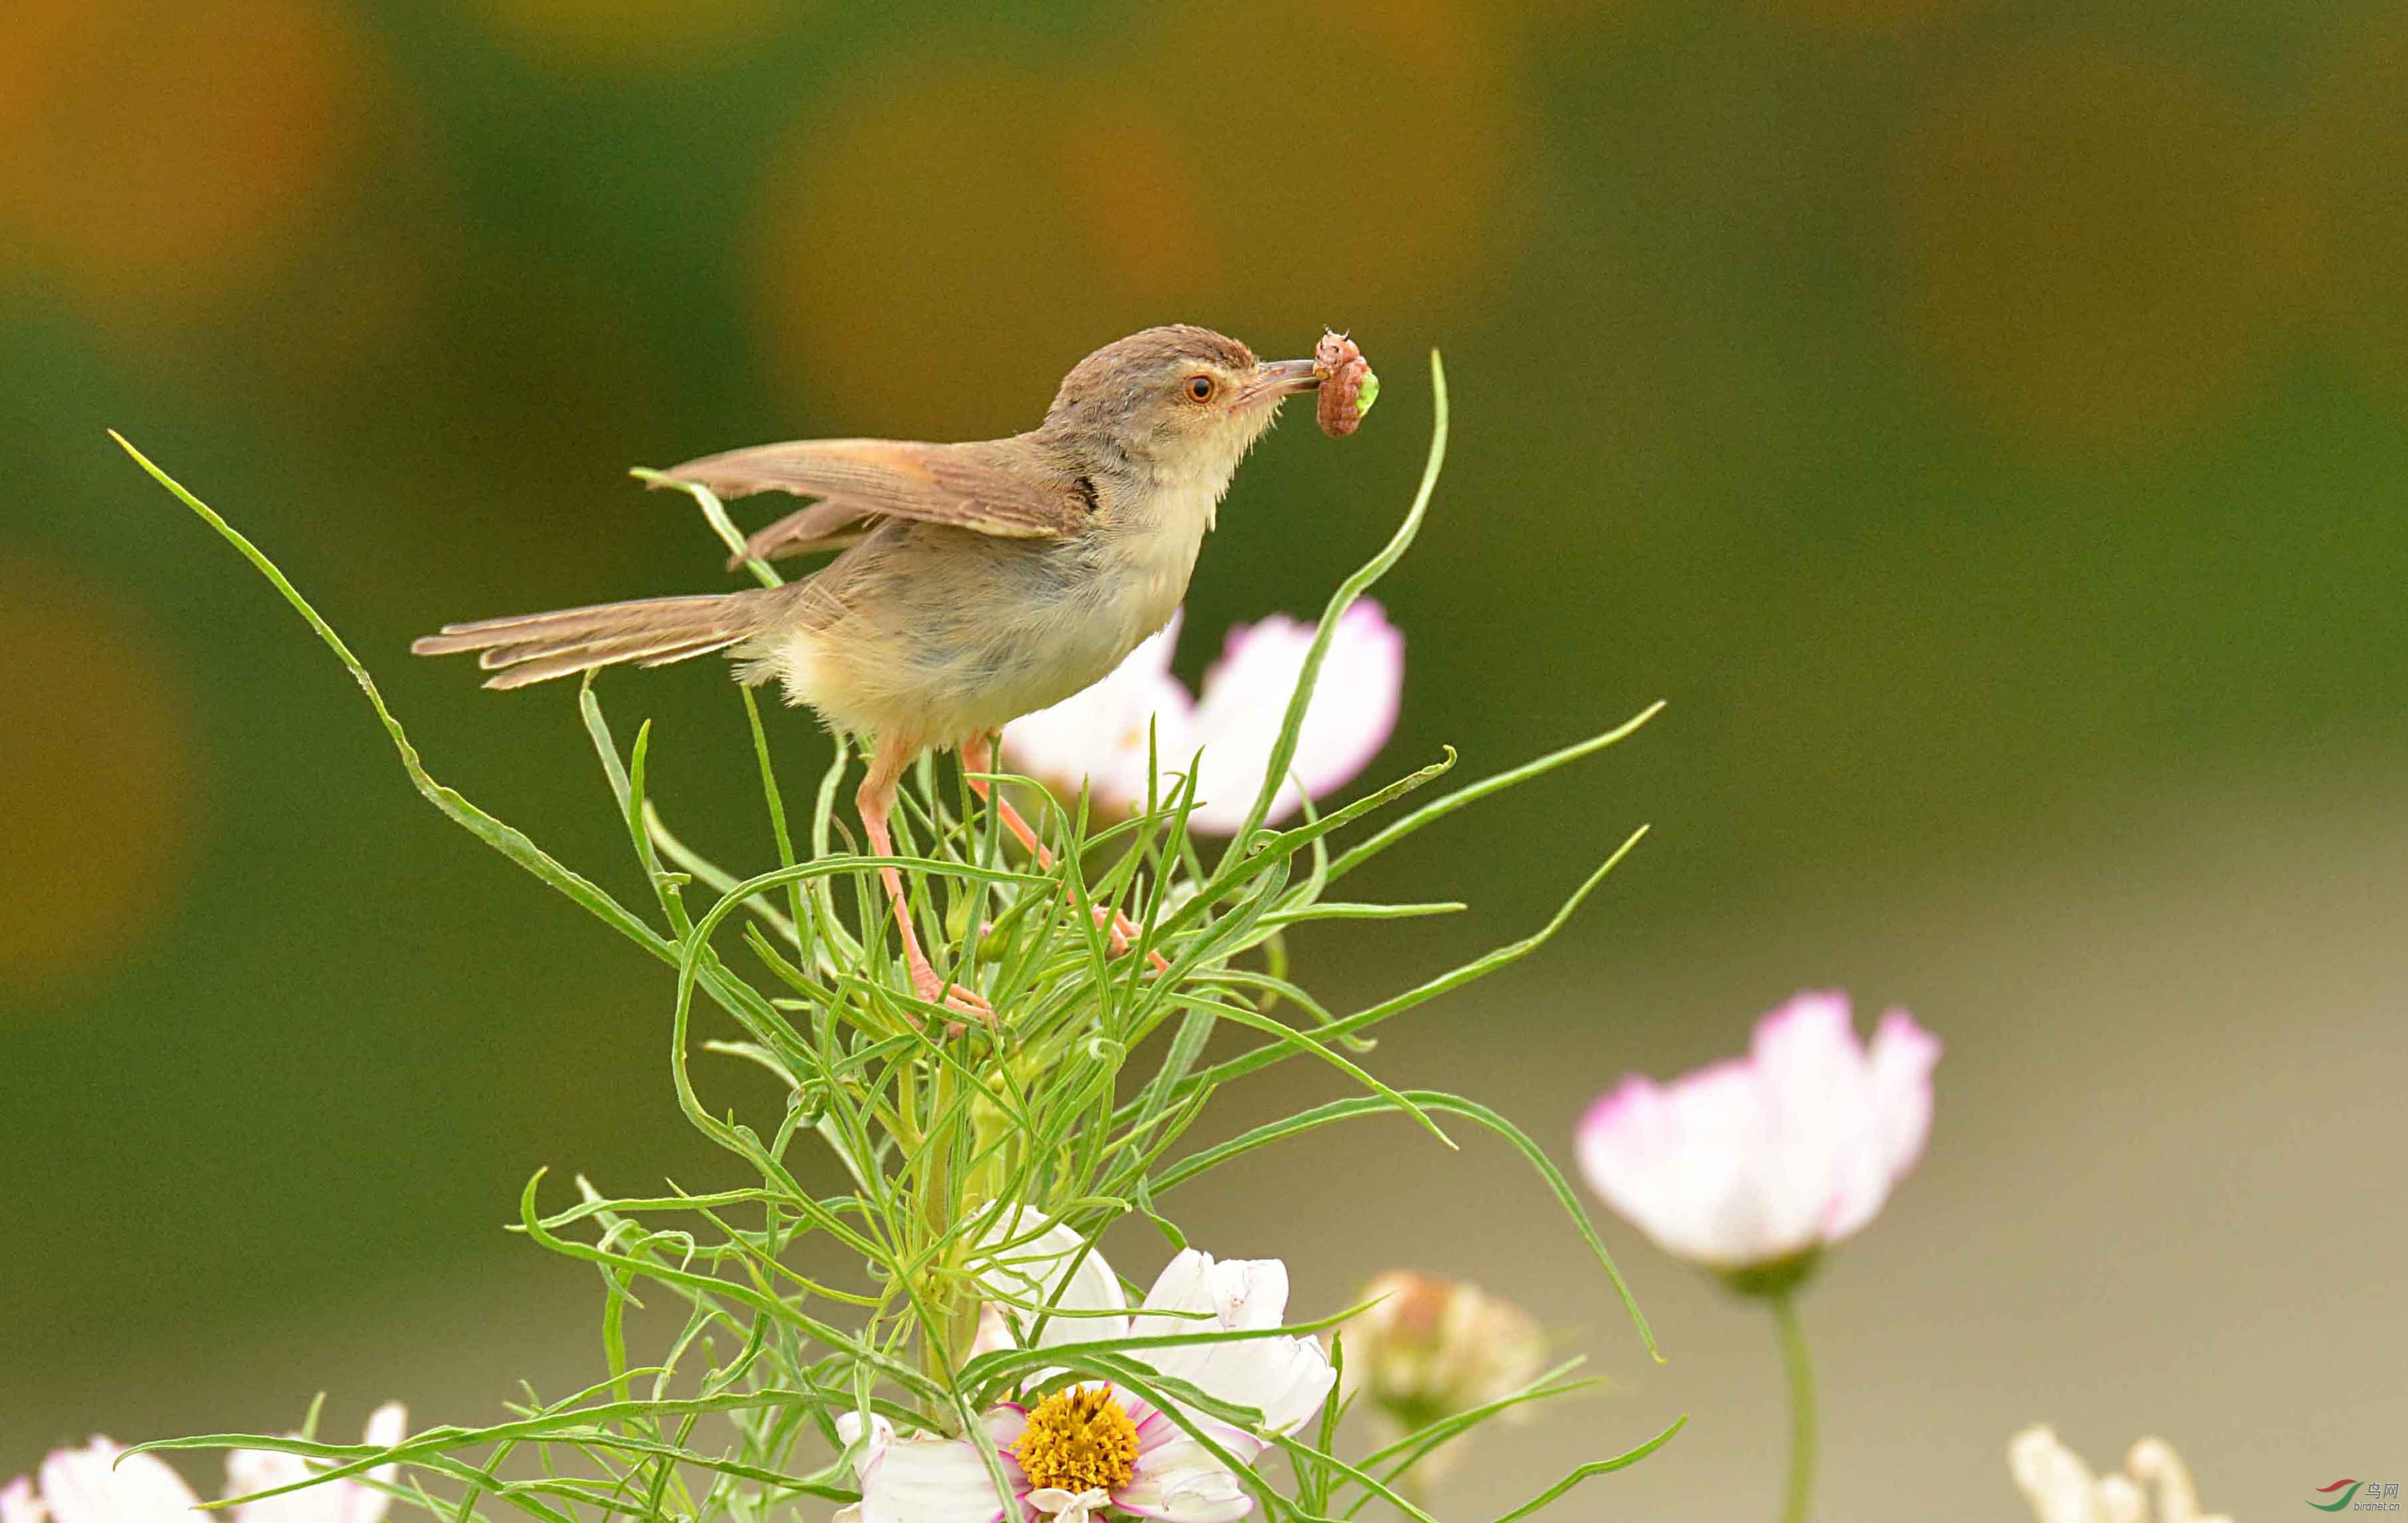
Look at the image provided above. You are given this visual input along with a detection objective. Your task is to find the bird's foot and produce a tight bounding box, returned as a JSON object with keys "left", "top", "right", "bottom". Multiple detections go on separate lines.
{"left": 1091, "top": 904, "right": 1173, "bottom": 973}
{"left": 908, "top": 961, "right": 994, "bottom": 1034}
{"left": 974, "top": 896, "right": 1172, "bottom": 973}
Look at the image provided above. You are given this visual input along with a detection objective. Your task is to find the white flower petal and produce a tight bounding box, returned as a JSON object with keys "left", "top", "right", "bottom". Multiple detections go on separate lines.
{"left": 849, "top": 1411, "right": 1026, "bottom": 1523}
{"left": 970, "top": 1302, "right": 1015, "bottom": 1359}
{"left": 226, "top": 1406, "right": 405, "bottom": 1523}
{"left": 2124, "top": 1439, "right": 2204, "bottom": 1523}
{"left": 1127, "top": 1249, "right": 1215, "bottom": 1338}
{"left": 2095, "top": 1478, "right": 2146, "bottom": 1523}
{"left": 2008, "top": 1429, "right": 2229, "bottom": 1523}
{"left": 1002, "top": 615, "right": 1195, "bottom": 816}
{"left": 37, "top": 1443, "right": 201, "bottom": 1523}
{"left": 1114, "top": 1423, "right": 1255, "bottom": 1523}
{"left": 1579, "top": 1062, "right": 1802, "bottom": 1264}
{"left": 836, "top": 1412, "right": 895, "bottom": 1478}
{"left": 223, "top": 1452, "right": 310, "bottom": 1523}
{"left": 1201, "top": 1259, "right": 1287, "bottom": 1333}
{"left": 341, "top": 1413, "right": 403, "bottom": 1523}
{"left": 3, "top": 1477, "right": 50, "bottom": 1523}
{"left": 348, "top": 1407, "right": 405, "bottom": 1523}
{"left": 1026, "top": 1487, "right": 1111, "bottom": 1523}
{"left": 1002, "top": 603, "right": 1403, "bottom": 836}
{"left": 2009, "top": 1427, "right": 2105, "bottom": 1523}
{"left": 1752, "top": 992, "right": 1886, "bottom": 1246}
{"left": 1133, "top": 1252, "right": 1334, "bottom": 1435}
{"left": 359, "top": 1408, "right": 405, "bottom": 1452}
{"left": 1184, "top": 602, "right": 1402, "bottom": 832}
{"left": 971, "top": 1209, "right": 1131, "bottom": 1350}
{"left": 1577, "top": 991, "right": 1939, "bottom": 1268}
{"left": 1866, "top": 1009, "right": 1942, "bottom": 1184}
{"left": 1131, "top": 1254, "right": 1295, "bottom": 1349}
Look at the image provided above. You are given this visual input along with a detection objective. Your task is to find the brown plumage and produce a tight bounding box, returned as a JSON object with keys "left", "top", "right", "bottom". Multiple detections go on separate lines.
{"left": 411, "top": 590, "right": 779, "bottom": 689}
{"left": 414, "top": 324, "right": 1354, "bottom": 1022}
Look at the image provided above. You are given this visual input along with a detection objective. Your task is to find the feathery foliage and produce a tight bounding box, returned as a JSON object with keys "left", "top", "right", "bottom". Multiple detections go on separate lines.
{"left": 113, "top": 352, "right": 1676, "bottom": 1523}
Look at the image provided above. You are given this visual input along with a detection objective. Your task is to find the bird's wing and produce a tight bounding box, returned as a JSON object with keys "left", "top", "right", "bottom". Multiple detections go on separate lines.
{"left": 658, "top": 438, "right": 1089, "bottom": 546}
{"left": 729, "top": 496, "right": 879, "bottom": 567}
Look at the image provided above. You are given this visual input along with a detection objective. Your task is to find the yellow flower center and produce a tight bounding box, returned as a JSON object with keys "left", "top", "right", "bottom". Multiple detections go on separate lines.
{"left": 1013, "top": 1385, "right": 1140, "bottom": 1495}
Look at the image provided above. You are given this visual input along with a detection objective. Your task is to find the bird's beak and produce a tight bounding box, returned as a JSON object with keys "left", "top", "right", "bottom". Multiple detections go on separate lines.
{"left": 1242, "top": 357, "right": 1322, "bottom": 404}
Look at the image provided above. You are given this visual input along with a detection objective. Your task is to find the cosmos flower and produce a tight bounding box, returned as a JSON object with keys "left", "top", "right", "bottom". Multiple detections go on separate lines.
{"left": 2008, "top": 1427, "right": 2232, "bottom": 1523}
{"left": 970, "top": 1216, "right": 1336, "bottom": 1438}
{"left": 1339, "top": 1271, "right": 1550, "bottom": 1480}
{"left": 3, "top": 1407, "right": 405, "bottom": 1523}
{"left": 1575, "top": 991, "right": 1941, "bottom": 1274}
{"left": 835, "top": 1394, "right": 1247, "bottom": 1523}
{"left": 1000, "top": 602, "right": 1404, "bottom": 835}
{"left": 833, "top": 1218, "right": 1334, "bottom": 1523}
{"left": 1, "top": 1444, "right": 202, "bottom": 1523}
{"left": 223, "top": 1405, "right": 407, "bottom": 1523}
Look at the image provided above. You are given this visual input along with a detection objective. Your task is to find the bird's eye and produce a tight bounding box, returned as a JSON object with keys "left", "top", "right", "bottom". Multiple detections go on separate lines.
{"left": 1185, "top": 374, "right": 1217, "bottom": 403}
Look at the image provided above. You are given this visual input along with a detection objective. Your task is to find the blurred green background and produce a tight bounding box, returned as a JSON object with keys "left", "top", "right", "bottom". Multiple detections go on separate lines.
{"left": 5, "top": 0, "right": 2405, "bottom": 1516}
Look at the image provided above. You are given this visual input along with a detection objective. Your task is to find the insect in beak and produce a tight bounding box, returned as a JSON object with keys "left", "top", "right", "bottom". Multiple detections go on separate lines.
{"left": 1239, "top": 358, "right": 1323, "bottom": 405}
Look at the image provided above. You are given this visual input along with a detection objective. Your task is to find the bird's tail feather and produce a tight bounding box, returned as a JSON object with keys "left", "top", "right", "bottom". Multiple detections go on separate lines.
{"left": 412, "top": 590, "right": 775, "bottom": 690}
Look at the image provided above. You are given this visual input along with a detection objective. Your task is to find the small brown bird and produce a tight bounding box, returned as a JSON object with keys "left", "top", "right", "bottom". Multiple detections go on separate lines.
{"left": 415, "top": 325, "right": 1334, "bottom": 1021}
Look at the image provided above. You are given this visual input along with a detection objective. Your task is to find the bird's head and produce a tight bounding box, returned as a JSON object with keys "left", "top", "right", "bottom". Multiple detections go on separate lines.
{"left": 1040, "top": 325, "right": 1322, "bottom": 485}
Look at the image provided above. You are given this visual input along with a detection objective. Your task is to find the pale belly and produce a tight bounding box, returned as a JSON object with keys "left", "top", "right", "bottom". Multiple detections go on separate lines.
{"left": 741, "top": 519, "right": 1199, "bottom": 749}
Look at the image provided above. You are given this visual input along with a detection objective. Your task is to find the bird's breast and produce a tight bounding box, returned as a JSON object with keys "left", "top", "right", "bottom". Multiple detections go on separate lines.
{"left": 767, "top": 515, "right": 1202, "bottom": 743}
{"left": 1002, "top": 471, "right": 1219, "bottom": 699}
{"left": 1008, "top": 515, "right": 1202, "bottom": 697}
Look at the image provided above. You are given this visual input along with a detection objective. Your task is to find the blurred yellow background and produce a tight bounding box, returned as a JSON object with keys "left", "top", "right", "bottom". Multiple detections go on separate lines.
{"left": 3, "top": 0, "right": 2403, "bottom": 1516}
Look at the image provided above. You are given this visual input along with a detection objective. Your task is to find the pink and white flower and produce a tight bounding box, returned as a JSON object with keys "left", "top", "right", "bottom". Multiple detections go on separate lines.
{"left": 3, "top": 1443, "right": 202, "bottom": 1523}
{"left": 1575, "top": 991, "right": 1941, "bottom": 1270}
{"left": 224, "top": 1405, "right": 407, "bottom": 1523}
{"left": 3, "top": 1408, "right": 405, "bottom": 1523}
{"left": 970, "top": 1215, "right": 1334, "bottom": 1438}
{"left": 1001, "top": 602, "right": 1404, "bottom": 835}
{"left": 831, "top": 1218, "right": 1335, "bottom": 1523}
{"left": 835, "top": 1393, "right": 1249, "bottom": 1523}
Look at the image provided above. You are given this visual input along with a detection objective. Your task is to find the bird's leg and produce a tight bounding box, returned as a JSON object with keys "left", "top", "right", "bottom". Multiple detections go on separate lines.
{"left": 957, "top": 732, "right": 1055, "bottom": 864}
{"left": 858, "top": 743, "right": 993, "bottom": 1027}
{"left": 959, "top": 733, "right": 1169, "bottom": 973}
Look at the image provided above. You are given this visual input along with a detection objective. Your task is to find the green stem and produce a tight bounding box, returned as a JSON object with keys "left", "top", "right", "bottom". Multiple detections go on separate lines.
{"left": 1770, "top": 1292, "right": 1816, "bottom": 1523}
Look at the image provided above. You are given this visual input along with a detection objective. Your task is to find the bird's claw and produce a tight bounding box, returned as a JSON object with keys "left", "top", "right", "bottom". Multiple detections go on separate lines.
{"left": 1093, "top": 905, "right": 1173, "bottom": 973}
{"left": 910, "top": 967, "right": 994, "bottom": 1035}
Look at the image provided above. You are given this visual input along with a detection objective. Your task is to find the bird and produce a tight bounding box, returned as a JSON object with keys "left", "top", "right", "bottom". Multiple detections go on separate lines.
{"left": 413, "top": 325, "right": 1332, "bottom": 1023}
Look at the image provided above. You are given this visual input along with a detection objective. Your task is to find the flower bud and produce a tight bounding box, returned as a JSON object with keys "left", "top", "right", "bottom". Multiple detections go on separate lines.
{"left": 1340, "top": 1272, "right": 1549, "bottom": 1479}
